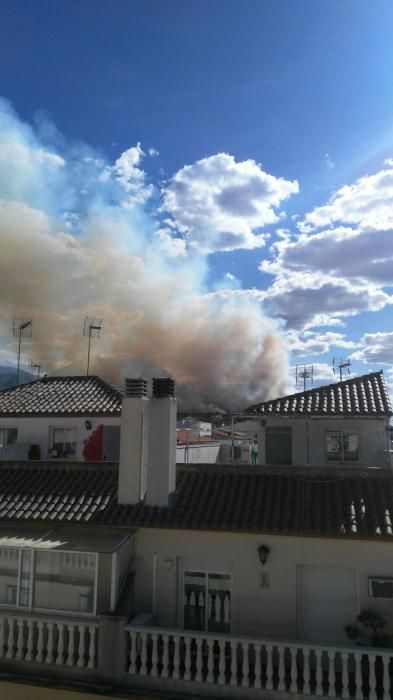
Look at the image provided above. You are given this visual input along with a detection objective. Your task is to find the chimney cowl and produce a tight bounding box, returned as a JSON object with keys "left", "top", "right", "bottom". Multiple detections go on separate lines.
{"left": 125, "top": 377, "right": 148, "bottom": 398}
{"left": 152, "top": 376, "right": 175, "bottom": 398}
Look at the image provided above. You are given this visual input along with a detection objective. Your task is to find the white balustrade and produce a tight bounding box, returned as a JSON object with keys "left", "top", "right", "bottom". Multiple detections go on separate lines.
{"left": 0, "top": 613, "right": 98, "bottom": 669}
{"left": 125, "top": 622, "right": 393, "bottom": 699}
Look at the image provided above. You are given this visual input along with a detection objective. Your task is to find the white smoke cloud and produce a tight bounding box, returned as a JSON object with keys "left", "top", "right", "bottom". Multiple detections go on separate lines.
{"left": 0, "top": 99, "right": 289, "bottom": 409}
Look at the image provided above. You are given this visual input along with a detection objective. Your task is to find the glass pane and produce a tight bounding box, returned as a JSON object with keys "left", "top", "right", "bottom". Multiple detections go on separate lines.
{"left": 65, "top": 429, "right": 76, "bottom": 443}
{"left": 6, "top": 429, "right": 18, "bottom": 446}
{"left": 52, "top": 428, "right": 64, "bottom": 443}
{"left": 184, "top": 571, "right": 205, "bottom": 631}
{"left": 343, "top": 433, "right": 359, "bottom": 461}
{"left": 34, "top": 551, "right": 96, "bottom": 613}
{"left": 326, "top": 431, "right": 342, "bottom": 461}
{"left": 371, "top": 579, "right": 393, "bottom": 598}
{"left": 0, "top": 548, "right": 19, "bottom": 605}
{"left": 19, "top": 550, "right": 32, "bottom": 607}
{"left": 208, "top": 573, "right": 231, "bottom": 632}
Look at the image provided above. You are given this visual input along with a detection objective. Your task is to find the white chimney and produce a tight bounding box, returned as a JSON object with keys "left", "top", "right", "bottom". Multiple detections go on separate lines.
{"left": 118, "top": 378, "right": 149, "bottom": 504}
{"left": 145, "top": 377, "right": 177, "bottom": 507}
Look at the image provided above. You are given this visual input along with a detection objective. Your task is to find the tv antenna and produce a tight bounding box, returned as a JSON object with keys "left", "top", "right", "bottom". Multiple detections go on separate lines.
{"left": 333, "top": 357, "right": 351, "bottom": 383}
{"left": 83, "top": 317, "right": 102, "bottom": 376}
{"left": 30, "top": 361, "right": 42, "bottom": 379}
{"left": 296, "top": 364, "right": 313, "bottom": 391}
{"left": 13, "top": 318, "right": 33, "bottom": 386}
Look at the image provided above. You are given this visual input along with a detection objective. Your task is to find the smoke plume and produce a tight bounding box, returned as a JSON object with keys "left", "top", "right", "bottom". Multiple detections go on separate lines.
{"left": 0, "top": 99, "right": 289, "bottom": 409}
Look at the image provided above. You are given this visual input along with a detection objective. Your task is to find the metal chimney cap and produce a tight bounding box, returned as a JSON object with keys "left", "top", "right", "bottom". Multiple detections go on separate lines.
{"left": 152, "top": 376, "right": 175, "bottom": 398}
{"left": 125, "top": 377, "right": 148, "bottom": 398}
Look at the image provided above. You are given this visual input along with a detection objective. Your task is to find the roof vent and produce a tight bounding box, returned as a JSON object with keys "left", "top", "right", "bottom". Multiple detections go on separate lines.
{"left": 125, "top": 378, "right": 148, "bottom": 398}
{"left": 152, "top": 377, "right": 175, "bottom": 398}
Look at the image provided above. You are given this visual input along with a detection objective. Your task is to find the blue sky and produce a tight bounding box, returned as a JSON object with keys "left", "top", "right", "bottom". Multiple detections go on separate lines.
{"left": 0, "top": 0, "right": 393, "bottom": 407}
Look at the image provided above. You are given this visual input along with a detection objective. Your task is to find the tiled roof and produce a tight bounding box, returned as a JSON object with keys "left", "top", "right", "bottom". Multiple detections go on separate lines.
{"left": 0, "top": 462, "right": 393, "bottom": 539}
{"left": 0, "top": 376, "right": 123, "bottom": 417}
{"left": 246, "top": 371, "right": 392, "bottom": 417}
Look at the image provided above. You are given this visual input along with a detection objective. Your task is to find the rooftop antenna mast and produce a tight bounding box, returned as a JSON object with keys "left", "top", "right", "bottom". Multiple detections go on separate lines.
{"left": 30, "top": 360, "right": 41, "bottom": 379}
{"left": 296, "top": 364, "right": 314, "bottom": 392}
{"left": 83, "top": 317, "right": 102, "bottom": 376}
{"left": 333, "top": 357, "right": 351, "bottom": 383}
{"left": 13, "top": 317, "right": 33, "bottom": 386}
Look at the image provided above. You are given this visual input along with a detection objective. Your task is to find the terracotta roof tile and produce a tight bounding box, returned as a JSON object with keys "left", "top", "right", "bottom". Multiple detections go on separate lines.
{"left": 0, "top": 462, "right": 391, "bottom": 540}
{"left": 246, "top": 371, "right": 392, "bottom": 417}
{"left": 0, "top": 376, "right": 122, "bottom": 417}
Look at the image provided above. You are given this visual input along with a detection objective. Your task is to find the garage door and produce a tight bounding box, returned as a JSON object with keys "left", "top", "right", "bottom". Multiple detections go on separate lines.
{"left": 298, "top": 565, "right": 356, "bottom": 644}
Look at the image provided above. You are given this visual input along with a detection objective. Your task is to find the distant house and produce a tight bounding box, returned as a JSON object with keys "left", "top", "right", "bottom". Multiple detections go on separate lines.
{"left": 244, "top": 371, "right": 393, "bottom": 468}
{"left": 0, "top": 376, "right": 122, "bottom": 461}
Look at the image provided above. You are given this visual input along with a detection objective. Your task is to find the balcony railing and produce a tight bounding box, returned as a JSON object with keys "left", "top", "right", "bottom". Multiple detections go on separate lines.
{"left": 0, "top": 612, "right": 98, "bottom": 669}
{"left": 125, "top": 624, "right": 393, "bottom": 699}
{"left": 0, "top": 444, "right": 29, "bottom": 460}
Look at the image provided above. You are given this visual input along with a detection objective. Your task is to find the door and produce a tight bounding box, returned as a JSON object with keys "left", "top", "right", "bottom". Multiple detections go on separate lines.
{"left": 298, "top": 565, "right": 356, "bottom": 643}
{"left": 265, "top": 427, "right": 292, "bottom": 465}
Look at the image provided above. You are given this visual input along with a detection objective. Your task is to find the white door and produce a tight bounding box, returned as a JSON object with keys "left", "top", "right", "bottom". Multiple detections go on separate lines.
{"left": 298, "top": 565, "right": 356, "bottom": 644}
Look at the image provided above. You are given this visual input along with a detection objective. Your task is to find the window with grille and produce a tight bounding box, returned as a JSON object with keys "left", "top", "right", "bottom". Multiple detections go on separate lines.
{"left": 326, "top": 431, "right": 359, "bottom": 462}
{"left": 49, "top": 427, "right": 77, "bottom": 458}
{"left": 369, "top": 578, "right": 393, "bottom": 599}
{"left": 183, "top": 570, "right": 231, "bottom": 633}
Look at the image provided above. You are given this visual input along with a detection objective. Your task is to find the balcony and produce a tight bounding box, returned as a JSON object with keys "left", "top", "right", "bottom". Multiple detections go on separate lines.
{"left": 1, "top": 612, "right": 393, "bottom": 699}
{"left": 0, "top": 610, "right": 98, "bottom": 668}
{"left": 125, "top": 623, "right": 393, "bottom": 699}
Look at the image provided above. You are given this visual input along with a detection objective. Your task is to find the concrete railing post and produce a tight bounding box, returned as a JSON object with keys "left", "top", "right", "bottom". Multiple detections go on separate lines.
{"left": 97, "top": 615, "right": 127, "bottom": 676}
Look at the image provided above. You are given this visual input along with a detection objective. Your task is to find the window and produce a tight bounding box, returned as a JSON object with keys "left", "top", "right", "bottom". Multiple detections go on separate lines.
{"left": 0, "top": 547, "right": 97, "bottom": 615}
{"left": 0, "top": 428, "right": 18, "bottom": 447}
{"left": 369, "top": 578, "right": 393, "bottom": 599}
{"left": 183, "top": 571, "right": 231, "bottom": 633}
{"left": 326, "top": 431, "right": 359, "bottom": 462}
{"left": 34, "top": 550, "right": 96, "bottom": 613}
{"left": 49, "top": 427, "right": 77, "bottom": 458}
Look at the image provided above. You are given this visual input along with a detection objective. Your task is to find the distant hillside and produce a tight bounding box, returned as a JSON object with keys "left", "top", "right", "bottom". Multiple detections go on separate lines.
{"left": 0, "top": 366, "right": 35, "bottom": 390}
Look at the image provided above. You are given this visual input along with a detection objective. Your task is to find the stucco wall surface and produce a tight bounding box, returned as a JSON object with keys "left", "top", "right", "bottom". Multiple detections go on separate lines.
{"left": 255, "top": 417, "right": 389, "bottom": 468}
{"left": 0, "top": 416, "right": 120, "bottom": 460}
{"left": 134, "top": 528, "right": 393, "bottom": 642}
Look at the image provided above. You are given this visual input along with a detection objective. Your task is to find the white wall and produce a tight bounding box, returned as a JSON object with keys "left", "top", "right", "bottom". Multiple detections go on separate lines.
{"left": 254, "top": 416, "right": 389, "bottom": 468}
{"left": 134, "top": 528, "right": 393, "bottom": 644}
{"left": 176, "top": 443, "right": 221, "bottom": 464}
{"left": 0, "top": 416, "right": 120, "bottom": 460}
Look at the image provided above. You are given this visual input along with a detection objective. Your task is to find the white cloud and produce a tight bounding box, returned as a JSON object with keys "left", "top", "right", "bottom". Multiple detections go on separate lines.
{"left": 148, "top": 147, "right": 159, "bottom": 157}
{"left": 259, "top": 161, "right": 393, "bottom": 332}
{"left": 299, "top": 163, "right": 393, "bottom": 233}
{"left": 262, "top": 225, "right": 393, "bottom": 286}
{"left": 287, "top": 330, "right": 357, "bottom": 357}
{"left": 351, "top": 331, "right": 393, "bottom": 365}
{"left": 260, "top": 271, "right": 391, "bottom": 330}
{"left": 325, "top": 153, "right": 335, "bottom": 170}
{"left": 161, "top": 153, "right": 299, "bottom": 253}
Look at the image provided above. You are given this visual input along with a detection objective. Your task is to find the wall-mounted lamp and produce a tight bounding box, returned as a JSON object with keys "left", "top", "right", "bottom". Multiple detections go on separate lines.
{"left": 258, "top": 544, "right": 270, "bottom": 565}
{"left": 85, "top": 420, "right": 92, "bottom": 431}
